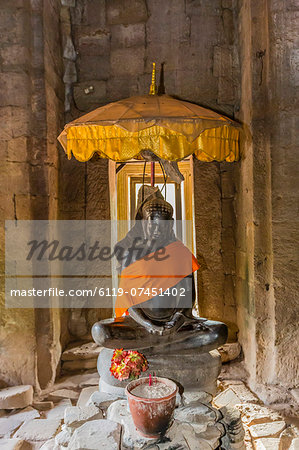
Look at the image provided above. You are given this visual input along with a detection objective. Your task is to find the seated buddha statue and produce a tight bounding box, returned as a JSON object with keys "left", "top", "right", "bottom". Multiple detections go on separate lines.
{"left": 92, "top": 187, "right": 227, "bottom": 355}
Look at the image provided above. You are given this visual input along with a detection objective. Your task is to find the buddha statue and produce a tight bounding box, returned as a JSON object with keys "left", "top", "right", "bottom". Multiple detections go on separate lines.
{"left": 92, "top": 187, "right": 227, "bottom": 356}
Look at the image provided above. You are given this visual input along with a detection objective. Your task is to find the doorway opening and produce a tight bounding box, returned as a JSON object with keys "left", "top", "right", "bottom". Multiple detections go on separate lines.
{"left": 114, "top": 159, "right": 195, "bottom": 252}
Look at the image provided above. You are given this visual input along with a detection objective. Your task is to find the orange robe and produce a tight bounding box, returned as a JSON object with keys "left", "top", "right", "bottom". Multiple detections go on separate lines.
{"left": 115, "top": 240, "right": 200, "bottom": 318}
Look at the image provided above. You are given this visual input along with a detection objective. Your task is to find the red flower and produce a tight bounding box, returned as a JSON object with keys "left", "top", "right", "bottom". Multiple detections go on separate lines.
{"left": 110, "top": 348, "right": 148, "bottom": 381}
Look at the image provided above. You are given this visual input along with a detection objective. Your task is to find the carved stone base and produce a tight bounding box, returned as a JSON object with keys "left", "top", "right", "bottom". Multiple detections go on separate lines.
{"left": 97, "top": 348, "right": 222, "bottom": 397}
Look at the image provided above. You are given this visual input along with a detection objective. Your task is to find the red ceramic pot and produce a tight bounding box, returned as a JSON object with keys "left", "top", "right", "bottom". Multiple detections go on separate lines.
{"left": 126, "top": 376, "right": 178, "bottom": 438}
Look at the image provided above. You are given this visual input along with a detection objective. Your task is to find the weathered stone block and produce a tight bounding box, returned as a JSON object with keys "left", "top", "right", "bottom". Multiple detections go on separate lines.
{"left": 86, "top": 159, "right": 110, "bottom": 219}
{"left": 191, "top": 14, "right": 222, "bottom": 44}
{"left": 290, "top": 389, "right": 299, "bottom": 403}
{"left": 0, "top": 407, "right": 40, "bottom": 438}
{"left": 222, "top": 9, "right": 234, "bottom": 44}
{"left": 290, "top": 438, "right": 299, "bottom": 449}
{"left": 32, "top": 401, "right": 54, "bottom": 411}
{"left": 223, "top": 273, "right": 235, "bottom": 303}
{"left": 0, "top": 45, "right": 30, "bottom": 69}
{"left": 77, "top": 55, "right": 110, "bottom": 81}
{"left": 254, "top": 438, "right": 281, "bottom": 449}
{"left": 111, "top": 23, "right": 145, "bottom": 48}
{"left": 174, "top": 402, "right": 219, "bottom": 425}
{"left": 0, "top": 107, "right": 29, "bottom": 140}
{"left": 277, "top": 426, "right": 299, "bottom": 450}
{"left": 222, "top": 0, "right": 233, "bottom": 8}
{"left": 106, "top": 76, "right": 132, "bottom": 102}
{"left": 8, "top": 407, "right": 40, "bottom": 423}
{"left": 218, "top": 342, "right": 241, "bottom": 363}
{"left": 107, "top": 0, "right": 147, "bottom": 25}
{"left": 0, "top": 9, "right": 30, "bottom": 45}
{"left": 79, "top": 375, "right": 100, "bottom": 389}
{"left": 6, "top": 137, "right": 28, "bottom": 162}
{"left": 222, "top": 198, "right": 235, "bottom": 227}
{"left": 222, "top": 252, "right": 235, "bottom": 274}
{"left": 223, "top": 305, "right": 237, "bottom": 326}
{"left": 78, "top": 33, "right": 110, "bottom": 56}
{"left": 73, "top": 80, "right": 106, "bottom": 111}
{"left": 62, "top": 342, "right": 103, "bottom": 361}
{"left": 168, "top": 421, "right": 214, "bottom": 450}
{"left": 218, "top": 76, "right": 235, "bottom": 105}
{"left": 221, "top": 169, "right": 235, "bottom": 198}
{"left": 76, "top": 386, "right": 99, "bottom": 407}
{"left": 64, "top": 404, "right": 102, "bottom": 428}
{"left": 39, "top": 439, "right": 57, "bottom": 450}
{"left": 0, "top": 439, "right": 30, "bottom": 450}
{"left": 62, "top": 358, "right": 98, "bottom": 371}
{"left": 107, "top": 400, "right": 155, "bottom": 448}
{"left": 146, "top": 3, "right": 190, "bottom": 45}
{"left": 0, "top": 385, "right": 33, "bottom": 409}
{"left": 0, "top": 417, "right": 25, "bottom": 439}
{"left": 197, "top": 423, "right": 224, "bottom": 449}
{"left": 61, "top": 0, "right": 75, "bottom": 6}
{"left": 45, "top": 399, "right": 72, "bottom": 420}
{"left": 81, "top": 0, "right": 106, "bottom": 27}
{"left": 249, "top": 421, "right": 286, "bottom": 439}
{"left": 186, "top": 0, "right": 222, "bottom": 16}
{"left": 14, "top": 418, "right": 61, "bottom": 441}
{"left": 110, "top": 47, "right": 145, "bottom": 76}
{"left": 54, "top": 427, "right": 72, "bottom": 447}
{"left": 214, "top": 388, "right": 241, "bottom": 408}
{"left": 48, "top": 389, "right": 79, "bottom": 402}
{"left": 182, "top": 391, "right": 213, "bottom": 405}
{"left": 222, "top": 228, "right": 235, "bottom": 254}
{"left": 68, "top": 419, "right": 121, "bottom": 449}
{"left": 14, "top": 194, "right": 49, "bottom": 220}
{"left": 0, "top": 193, "right": 14, "bottom": 220}
{"left": 87, "top": 391, "right": 122, "bottom": 409}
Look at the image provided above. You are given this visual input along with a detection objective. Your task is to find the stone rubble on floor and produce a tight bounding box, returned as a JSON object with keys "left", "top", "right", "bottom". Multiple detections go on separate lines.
{"left": 64, "top": 404, "right": 102, "bottom": 428}
{"left": 32, "top": 402, "right": 54, "bottom": 412}
{"left": 0, "top": 407, "right": 40, "bottom": 439}
{"left": 76, "top": 386, "right": 99, "bottom": 407}
{"left": 0, "top": 376, "right": 298, "bottom": 449}
{"left": 61, "top": 343, "right": 103, "bottom": 373}
{"left": 0, "top": 438, "right": 30, "bottom": 449}
{"left": 68, "top": 419, "right": 121, "bottom": 450}
{"left": 218, "top": 342, "right": 241, "bottom": 364}
{"left": 44, "top": 399, "right": 72, "bottom": 421}
{"left": 14, "top": 418, "right": 61, "bottom": 442}
{"left": 48, "top": 389, "right": 79, "bottom": 403}
{"left": 0, "top": 386, "right": 33, "bottom": 410}
{"left": 249, "top": 421, "right": 286, "bottom": 439}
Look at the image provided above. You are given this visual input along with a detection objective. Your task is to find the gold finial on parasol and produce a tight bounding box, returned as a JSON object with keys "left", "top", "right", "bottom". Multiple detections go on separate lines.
{"left": 149, "top": 62, "right": 157, "bottom": 95}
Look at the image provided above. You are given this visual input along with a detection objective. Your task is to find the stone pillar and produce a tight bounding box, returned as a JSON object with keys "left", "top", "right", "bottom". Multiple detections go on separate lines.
{"left": 235, "top": 0, "right": 299, "bottom": 394}
{"left": 0, "top": 0, "right": 64, "bottom": 391}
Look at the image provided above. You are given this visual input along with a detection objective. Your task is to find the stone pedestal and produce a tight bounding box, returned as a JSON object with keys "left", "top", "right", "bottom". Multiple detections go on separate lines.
{"left": 97, "top": 348, "right": 221, "bottom": 397}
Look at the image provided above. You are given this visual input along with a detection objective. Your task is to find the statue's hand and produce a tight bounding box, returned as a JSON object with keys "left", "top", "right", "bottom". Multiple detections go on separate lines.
{"left": 162, "top": 312, "right": 186, "bottom": 335}
{"left": 148, "top": 325, "right": 164, "bottom": 336}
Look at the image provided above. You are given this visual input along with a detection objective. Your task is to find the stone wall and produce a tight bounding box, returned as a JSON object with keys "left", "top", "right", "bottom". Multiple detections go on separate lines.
{"left": 235, "top": 0, "right": 299, "bottom": 394}
{"left": 59, "top": 0, "right": 240, "bottom": 334}
{"left": 0, "top": 0, "right": 64, "bottom": 391}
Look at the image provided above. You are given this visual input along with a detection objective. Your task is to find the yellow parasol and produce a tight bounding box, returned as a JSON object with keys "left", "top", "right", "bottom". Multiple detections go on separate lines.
{"left": 58, "top": 64, "right": 240, "bottom": 164}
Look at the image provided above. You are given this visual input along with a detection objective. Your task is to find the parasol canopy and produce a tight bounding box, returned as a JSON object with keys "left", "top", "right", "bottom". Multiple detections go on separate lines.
{"left": 58, "top": 94, "right": 240, "bottom": 163}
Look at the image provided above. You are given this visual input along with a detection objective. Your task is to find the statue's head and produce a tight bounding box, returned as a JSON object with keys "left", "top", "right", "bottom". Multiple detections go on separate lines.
{"left": 141, "top": 197, "right": 174, "bottom": 243}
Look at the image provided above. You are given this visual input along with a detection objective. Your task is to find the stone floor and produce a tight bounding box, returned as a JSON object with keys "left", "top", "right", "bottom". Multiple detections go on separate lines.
{"left": 0, "top": 343, "right": 298, "bottom": 449}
